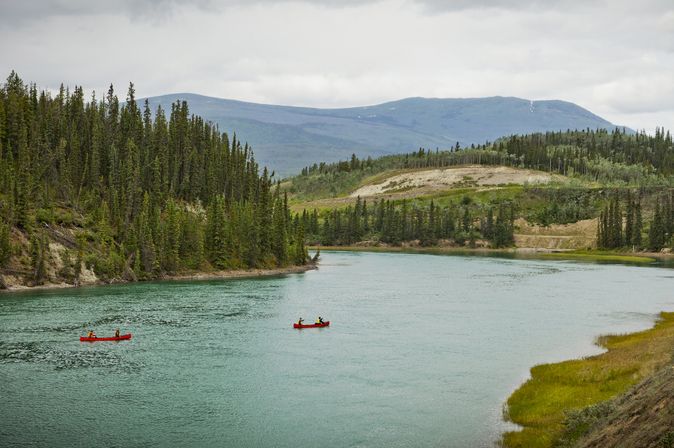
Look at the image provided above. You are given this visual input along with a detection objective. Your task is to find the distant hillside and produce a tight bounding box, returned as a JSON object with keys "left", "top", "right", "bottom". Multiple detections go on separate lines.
{"left": 285, "top": 128, "right": 670, "bottom": 206}
{"left": 143, "top": 94, "right": 626, "bottom": 176}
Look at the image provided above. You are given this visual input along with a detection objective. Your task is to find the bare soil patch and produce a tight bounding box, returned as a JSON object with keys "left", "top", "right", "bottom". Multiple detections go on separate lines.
{"left": 514, "top": 218, "right": 597, "bottom": 250}
{"left": 350, "top": 165, "right": 560, "bottom": 198}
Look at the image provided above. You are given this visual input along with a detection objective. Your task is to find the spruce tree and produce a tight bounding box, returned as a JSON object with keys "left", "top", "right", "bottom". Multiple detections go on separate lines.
{"left": 613, "top": 198, "right": 623, "bottom": 247}
{"left": 0, "top": 221, "right": 11, "bottom": 267}
{"left": 633, "top": 197, "right": 643, "bottom": 248}
{"left": 30, "top": 234, "right": 47, "bottom": 285}
{"left": 625, "top": 191, "right": 634, "bottom": 248}
{"left": 649, "top": 200, "right": 665, "bottom": 251}
{"left": 271, "top": 185, "right": 288, "bottom": 265}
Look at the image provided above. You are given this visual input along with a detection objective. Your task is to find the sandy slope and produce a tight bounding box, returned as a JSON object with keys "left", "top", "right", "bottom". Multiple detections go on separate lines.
{"left": 514, "top": 218, "right": 598, "bottom": 250}
{"left": 350, "top": 165, "right": 559, "bottom": 198}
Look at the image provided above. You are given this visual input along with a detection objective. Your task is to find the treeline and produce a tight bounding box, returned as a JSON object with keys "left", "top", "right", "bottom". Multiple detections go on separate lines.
{"left": 300, "top": 153, "right": 375, "bottom": 176}
{"left": 300, "top": 146, "right": 493, "bottom": 177}
{"left": 0, "top": 72, "right": 307, "bottom": 283}
{"left": 488, "top": 128, "right": 674, "bottom": 184}
{"left": 299, "top": 197, "right": 515, "bottom": 248}
{"left": 597, "top": 191, "right": 674, "bottom": 251}
{"left": 307, "top": 128, "right": 674, "bottom": 180}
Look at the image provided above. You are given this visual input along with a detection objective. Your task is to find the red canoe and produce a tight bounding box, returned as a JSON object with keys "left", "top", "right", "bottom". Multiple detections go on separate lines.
{"left": 293, "top": 321, "right": 330, "bottom": 329}
{"left": 80, "top": 333, "right": 132, "bottom": 342}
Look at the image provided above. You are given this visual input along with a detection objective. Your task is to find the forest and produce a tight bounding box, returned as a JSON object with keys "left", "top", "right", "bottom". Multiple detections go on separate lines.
{"left": 0, "top": 72, "right": 307, "bottom": 286}
{"left": 297, "top": 197, "right": 515, "bottom": 248}
{"left": 290, "top": 129, "right": 674, "bottom": 252}
{"left": 295, "top": 188, "right": 674, "bottom": 252}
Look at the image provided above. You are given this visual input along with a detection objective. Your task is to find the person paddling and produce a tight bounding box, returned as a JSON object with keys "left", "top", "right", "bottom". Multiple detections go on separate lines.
{"left": 297, "top": 317, "right": 304, "bottom": 326}
{"left": 316, "top": 316, "right": 324, "bottom": 324}
{"left": 114, "top": 328, "right": 120, "bottom": 338}
{"left": 87, "top": 330, "right": 96, "bottom": 338}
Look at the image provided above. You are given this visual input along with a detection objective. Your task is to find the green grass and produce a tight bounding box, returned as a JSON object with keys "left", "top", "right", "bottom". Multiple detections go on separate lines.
{"left": 539, "top": 251, "right": 656, "bottom": 264}
{"left": 357, "top": 168, "right": 419, "bottom": 188}
{"left": 289, "top": 184, "right": 526, "bottom": 214}
{"left": 426, "top": 185, "right": 523, "bottom": 206}
{"left": 502, "top": 312, "right": 674, "bottom": 448}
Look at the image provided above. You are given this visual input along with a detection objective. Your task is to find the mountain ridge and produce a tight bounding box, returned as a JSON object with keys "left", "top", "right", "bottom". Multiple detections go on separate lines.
{"left": 143, "top": 93, "right": 628, "bottom": 176}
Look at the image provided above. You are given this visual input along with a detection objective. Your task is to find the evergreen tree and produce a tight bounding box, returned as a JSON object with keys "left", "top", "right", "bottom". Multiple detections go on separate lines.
{"left": 624, "top": 191, "right": 634, "bottom": 247}
{"left": 649, "top": 200, "right": 666, "bottom": 251}
{"left": 133, "top": 248, "right": 142, "bottom": 280}
{"left": 492, "top": 203, "right": 514, "bottom": 248}
{"left": 30, "top": 234, "right": 47, "bottom": 285}
{"left": 206, "top": 195, "right": 229, "bottom": 269}
{"left": 164, "top": 198, "right": 181, "bottom": 272}
{"left": 271, "top": 185, "right": 288, "bottom": 265}
{"left": 0, "top": 221, "right": 11, "bottom": 267}
{"left": 633, "top": 197, "right": 643, "bottom": 248}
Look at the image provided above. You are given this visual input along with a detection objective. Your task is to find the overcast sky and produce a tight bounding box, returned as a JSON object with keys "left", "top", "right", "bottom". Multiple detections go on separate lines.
{"left": 1, "top": 0, "right": 673, "bottom": 132}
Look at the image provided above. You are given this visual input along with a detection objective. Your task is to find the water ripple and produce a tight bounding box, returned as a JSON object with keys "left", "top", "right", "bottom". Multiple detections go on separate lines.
{"left": 0, "top": 341, "right": 143, "bottom": 372}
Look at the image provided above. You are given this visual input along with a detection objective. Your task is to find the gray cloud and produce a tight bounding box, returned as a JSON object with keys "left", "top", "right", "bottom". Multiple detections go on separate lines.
{"left": 4, "top": 0, "right": 668, "bottom": 25}
{"left": 1, "top": 0, "right": 673, "bottom": 131}
{"left": 413, "top": 0, "right": 591, "bottom": 12}
{"left": 3, "top": 0, "right": 672, "bottom": 28}
{"left": 0, "top": 0, "right": 217, "bottom": 25}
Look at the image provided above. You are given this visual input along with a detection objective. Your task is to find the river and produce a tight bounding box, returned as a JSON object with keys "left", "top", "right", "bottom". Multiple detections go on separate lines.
{"left": 1, "top": 251, "right": 673, "bottom": 447}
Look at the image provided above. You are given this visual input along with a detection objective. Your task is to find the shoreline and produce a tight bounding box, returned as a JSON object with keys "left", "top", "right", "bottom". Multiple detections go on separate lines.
{"left": 0, "top": 262, "right": 318, "bottom": 293}
{"left": 501, "top": 311, "right": 674, "bottom": 447}
{"left": 309, "top": 245, "right": 670, "bottom": 265}
{"left": 161, "top": 262, "right": 318, "bottom": 282}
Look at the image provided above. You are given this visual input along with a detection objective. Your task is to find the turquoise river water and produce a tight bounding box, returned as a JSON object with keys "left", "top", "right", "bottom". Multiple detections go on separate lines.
{"left": 1, "top": 251, "right": 674, "bottom": 447}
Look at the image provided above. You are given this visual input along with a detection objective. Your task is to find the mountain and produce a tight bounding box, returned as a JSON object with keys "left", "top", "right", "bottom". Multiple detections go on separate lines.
{"left": 143, "top": 94, "right": 625, "bottom": 176}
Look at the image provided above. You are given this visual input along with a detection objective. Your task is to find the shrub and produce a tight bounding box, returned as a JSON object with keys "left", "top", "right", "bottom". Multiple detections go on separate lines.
{"left": 661, "top": 431, "right": 674, "bottom": 448}
{"left": 35, "top": 208, "right": 55, "bottom": 224}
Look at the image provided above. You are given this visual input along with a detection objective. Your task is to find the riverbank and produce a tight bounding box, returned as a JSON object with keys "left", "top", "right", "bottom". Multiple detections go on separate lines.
{"left": 309, "top": 245, "right": 662, "bottom": 265}
{"left": 0, "top": 262, "right": 318, "bottom": 293}
{"left": 161, "top": 262, "right": 318, "bottom": 283}
{"left": 502, "top": 311, "right": 674, "bottom": 448}
{"left": 570, "top": 361, "right": 674, "bottom": 447}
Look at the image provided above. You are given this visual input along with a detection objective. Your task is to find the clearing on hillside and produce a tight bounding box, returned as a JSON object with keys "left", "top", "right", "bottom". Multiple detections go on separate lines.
{"left": 350, "top": 165, "right": 561, "bottom": 198}
{"left": 514, "top": 218, "right": 597, "bottom": 250}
